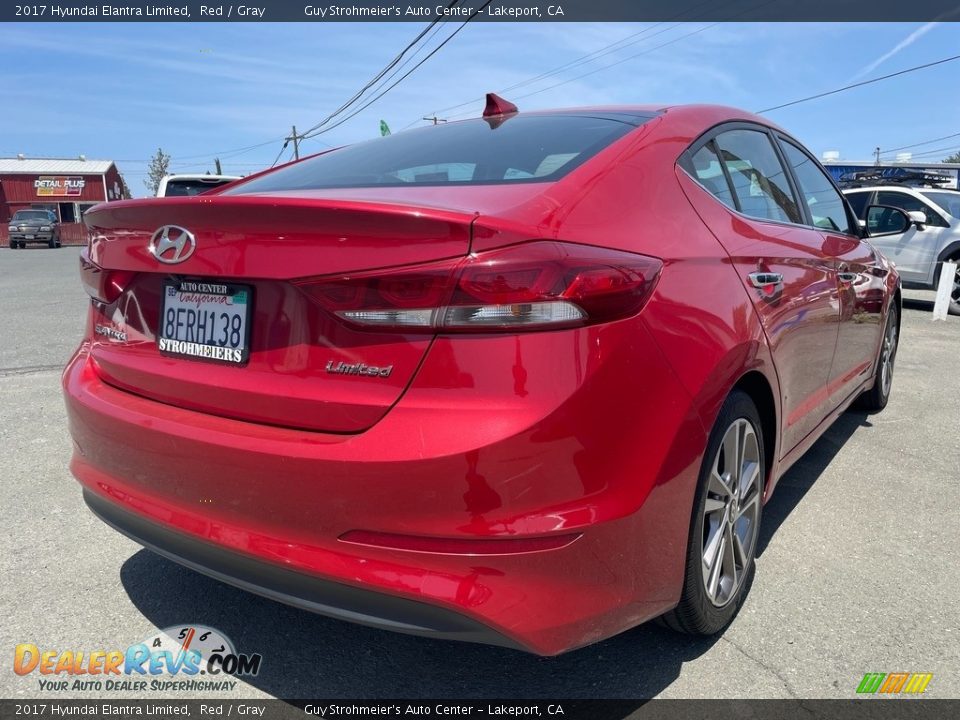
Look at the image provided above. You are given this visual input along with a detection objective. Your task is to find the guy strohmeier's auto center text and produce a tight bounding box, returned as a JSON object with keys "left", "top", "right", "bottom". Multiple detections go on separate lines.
{"left": 303, "top": 4, "right": 564, "bottom": 18}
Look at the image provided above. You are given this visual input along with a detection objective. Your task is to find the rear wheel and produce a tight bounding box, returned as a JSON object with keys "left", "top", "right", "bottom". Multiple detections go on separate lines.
{"left": 858, "top": 303, "right": 898, "bottom": 411}
{"left": 662, "top": 390, "right": 764, "bottom": 635}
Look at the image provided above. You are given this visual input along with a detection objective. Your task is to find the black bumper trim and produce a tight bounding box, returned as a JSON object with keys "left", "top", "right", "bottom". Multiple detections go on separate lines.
{"left": 84, "top": 490, "right": 525, "bottom": 652}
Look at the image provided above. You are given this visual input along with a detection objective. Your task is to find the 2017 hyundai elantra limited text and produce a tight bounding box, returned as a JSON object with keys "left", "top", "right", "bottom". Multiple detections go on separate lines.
{"left": 64, "top": 98, "right": 902, "bottom": 655}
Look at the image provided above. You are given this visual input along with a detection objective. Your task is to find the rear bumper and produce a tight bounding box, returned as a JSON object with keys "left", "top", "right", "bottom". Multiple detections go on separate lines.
{"left": 64, "top": 321, "right": 705, "bottom": 655}
{"left": 84, "top": 489, "right": 523, "bottom": 651}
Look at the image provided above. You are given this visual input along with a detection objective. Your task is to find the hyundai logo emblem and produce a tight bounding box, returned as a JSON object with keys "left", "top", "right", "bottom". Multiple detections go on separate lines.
{"left": 150, "top": 225, "right": 196, "bottom": 264}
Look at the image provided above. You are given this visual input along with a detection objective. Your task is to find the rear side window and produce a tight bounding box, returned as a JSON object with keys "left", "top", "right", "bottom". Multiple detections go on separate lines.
{"left": 844, "top": 191, "right": 871, "bottom": 219}
{"left": 876, "top": 191, "right": 949, "bottom": 228}
{"left": 688, "top": 142, "right": 737, "bottom": 210}
{"left": 779, "top": 140, "right": 854, "bottom": 235}
{"left": 225, "top": 115, "right": 648, "bottom": 192}
{"left": 919, "top": 190, "right": 960, "bottom": 219}
{"left": 713, "top": 130, "right": 802, "bottom": 224}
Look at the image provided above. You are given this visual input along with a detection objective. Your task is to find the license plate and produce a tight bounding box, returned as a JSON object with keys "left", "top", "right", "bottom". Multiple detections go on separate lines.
{"left": 158, "top": 281, "right": 252, "bottom": 365}
{"left": 25, "top": 234, "right": 34, "bottom": 239}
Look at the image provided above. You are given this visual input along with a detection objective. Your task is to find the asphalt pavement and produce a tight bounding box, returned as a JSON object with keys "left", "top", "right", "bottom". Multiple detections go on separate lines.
{"left": 1, "top": 246, "right": 957, "bottom": 700}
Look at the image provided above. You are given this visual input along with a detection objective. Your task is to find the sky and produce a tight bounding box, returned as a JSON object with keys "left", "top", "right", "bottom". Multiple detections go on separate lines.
{"left": 2, "top": 21, "right": 959, "bottom": 197}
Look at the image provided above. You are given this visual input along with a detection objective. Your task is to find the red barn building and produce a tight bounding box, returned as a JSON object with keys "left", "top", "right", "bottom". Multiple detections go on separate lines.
{"left": 1, "top": 156, "right": 124, "bottom": 245}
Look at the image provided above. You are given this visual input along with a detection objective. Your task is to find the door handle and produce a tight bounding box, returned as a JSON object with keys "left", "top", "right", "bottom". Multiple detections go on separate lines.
{"left": 748, "top": 272, "right": 783, "bottom": 288}
{"left": 838, "top": 272, "right": 858, "bottom": 283}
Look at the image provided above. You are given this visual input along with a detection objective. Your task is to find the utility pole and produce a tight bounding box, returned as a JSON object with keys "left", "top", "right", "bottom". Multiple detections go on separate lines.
{"left": 286, "top": 125, "right": 301, "bottom": 160}
{"left": 874, "top": 147, "right": 881, "bottom": 166}
{"left": 422, "top": 116, "right": 447, "bottom": 125}
{"left": 214, "top": 157, "right": 222, "bottom": 174}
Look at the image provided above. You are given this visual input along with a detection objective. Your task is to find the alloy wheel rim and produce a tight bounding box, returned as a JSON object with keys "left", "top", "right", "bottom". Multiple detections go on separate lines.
{"left": 880, "top": 314, "right": 897, "bottom": 397}
{"left": 702, "top": 418, "right": 762, "bottom": 607}
{"left": 952, "top": 263, "right": 960, "bottom": 304}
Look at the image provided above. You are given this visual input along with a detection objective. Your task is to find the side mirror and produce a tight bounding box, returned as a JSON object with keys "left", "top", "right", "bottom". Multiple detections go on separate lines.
{"left": 907, "top": 210, "right": 927, "bottom": 229}
{"left": 864, "top": 205, "right": 912, "bottom": 236}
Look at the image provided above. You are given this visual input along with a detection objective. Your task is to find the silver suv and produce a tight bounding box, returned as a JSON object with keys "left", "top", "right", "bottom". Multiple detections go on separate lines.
{"left": 843, "top": 185, "right": 960, "bottom": 315}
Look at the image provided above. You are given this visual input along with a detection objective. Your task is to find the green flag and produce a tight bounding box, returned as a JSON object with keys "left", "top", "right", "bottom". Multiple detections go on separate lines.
{"left": 379, "top": 120, "right": 391, "bottom": 137}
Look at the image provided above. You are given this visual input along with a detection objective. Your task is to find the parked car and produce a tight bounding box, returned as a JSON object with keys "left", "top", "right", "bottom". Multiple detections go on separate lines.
{"left": 65, "top": 101, "right": 902, "bottom": 656}
{"left": 156, "top": 173, "right": 242, "bottom": 197}
{"left": 843, "top": 184, "right": 960, "bottom": 315}
{"left": 7, "top": 209, "right": 60, "bottom": 249}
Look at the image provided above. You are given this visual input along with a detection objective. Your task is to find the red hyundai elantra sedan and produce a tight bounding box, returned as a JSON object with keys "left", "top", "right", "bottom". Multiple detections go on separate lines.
{"left": 64, "top": 100, "right": 902, "bottom": 655}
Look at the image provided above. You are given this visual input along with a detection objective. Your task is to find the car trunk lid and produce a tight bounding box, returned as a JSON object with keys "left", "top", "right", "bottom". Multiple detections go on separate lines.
{"left": 82, "top": 195, "right": 476, "bottom": 433}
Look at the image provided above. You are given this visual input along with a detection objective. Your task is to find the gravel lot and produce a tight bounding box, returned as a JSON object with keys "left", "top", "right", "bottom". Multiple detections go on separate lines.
{"left": 1, "top": 246, "right": 957, "bottom": 700}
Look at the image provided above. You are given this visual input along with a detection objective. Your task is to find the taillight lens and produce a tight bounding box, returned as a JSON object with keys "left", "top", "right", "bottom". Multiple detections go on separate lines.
{"left": 296, "top": 242, "right": 662, "bottom": 332}
{"left": 79, "top": 251, "right": 134, "bottom": 304}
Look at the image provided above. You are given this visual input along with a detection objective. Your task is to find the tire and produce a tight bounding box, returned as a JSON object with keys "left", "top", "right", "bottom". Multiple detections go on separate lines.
{"left": 48, "top": 238, "right": 56, "bottom": 249}
{"left": 948, "top": 258, "right": 960, "bottom": 317}
{"left": 857, "top": 303, "right": 899, "bottom": 412}
{"left": 662, "top": 390, "right": 764, "bottom": 635}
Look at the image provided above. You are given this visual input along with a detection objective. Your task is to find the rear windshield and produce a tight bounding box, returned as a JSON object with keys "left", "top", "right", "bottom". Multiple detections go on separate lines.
{"left": 12, "top": 211, "right": 51, "bottom": 221}
{"left": 163, "top": 178, "right": 238, "bottom": 197}
{"left": 225, "top": 114, "right": 651, "bottom": 193}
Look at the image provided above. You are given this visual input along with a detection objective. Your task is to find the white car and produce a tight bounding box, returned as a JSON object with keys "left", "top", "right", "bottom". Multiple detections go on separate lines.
{"left": 156, "top": 173, "right": 241, "bottom": 197}
{"left": 843, "top": 185, "right": 960, "bottom": 315}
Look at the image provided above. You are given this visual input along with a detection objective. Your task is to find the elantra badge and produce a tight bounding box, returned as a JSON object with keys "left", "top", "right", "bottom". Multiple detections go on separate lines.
{"left": 150, "top": 225, "right": 196, "bottom": 264}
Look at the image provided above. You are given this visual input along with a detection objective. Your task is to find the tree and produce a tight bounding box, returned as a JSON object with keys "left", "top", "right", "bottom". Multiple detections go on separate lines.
{"left": 145, "top": 148, "right": 171, "bottom": 195}
{"left": 943, "top": 151, "right": 960, "bottom": 164}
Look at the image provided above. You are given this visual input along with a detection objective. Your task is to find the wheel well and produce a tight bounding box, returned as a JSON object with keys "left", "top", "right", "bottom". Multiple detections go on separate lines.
{"left": 934, "top": 243, "right": 960, "bottom": 285}
{"left": 732, "top": 371, "right": 777, "bottom": 487}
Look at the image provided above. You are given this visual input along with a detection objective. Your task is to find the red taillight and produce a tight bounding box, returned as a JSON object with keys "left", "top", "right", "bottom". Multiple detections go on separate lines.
{"left": 295, "top": 241, "right": 662, "bottom": 333}
{"left": 79, "top": 251, "right": 134, "bottom": 304}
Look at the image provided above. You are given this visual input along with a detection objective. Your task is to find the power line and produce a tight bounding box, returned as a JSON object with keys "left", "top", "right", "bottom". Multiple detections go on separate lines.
{"left": 507, "top": 24, "right": 719, "bottom": 105}
{"left": 268, "top": 141, "right": 290, "bottom": 168}
{"left": 427, "top": 23, "right": 682, "bottom": 119}
{"left": 756, "top": 54, "right": 960, "bottom": 113}
{"left": 423, "top": 0, "right": 728, "bottom": 122}
{"left": 301, "top": 1, "right": 493, "bottom": 141}
{"left": 879, "top": 131, "right": 960, "bottom": 154}
{"left": 163, "top": 15, "right": 454, "bottom": 167}
{"left": 439, "top": 22, "right": 720, "bottom": 122}
{"left": 415, "top": 0, "right": 779, "bottom": 128}
{"left": 882, "top": 144, "right": 960, "bottom": 161}
{"left": 170, "top": 137, "right": 285, "bottom": 162}
{"left": 299, "top": 1, "right": 460, "bottom": 138}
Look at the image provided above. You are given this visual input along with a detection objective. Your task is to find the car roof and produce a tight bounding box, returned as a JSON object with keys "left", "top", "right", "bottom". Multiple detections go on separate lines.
{"left": 444, "top": 103, "right": 788, "bottom": 145}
